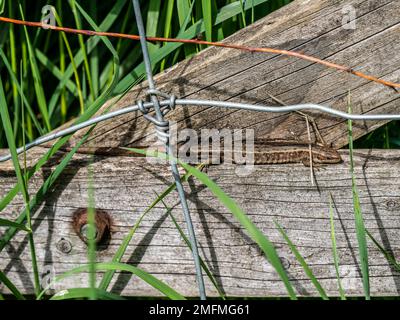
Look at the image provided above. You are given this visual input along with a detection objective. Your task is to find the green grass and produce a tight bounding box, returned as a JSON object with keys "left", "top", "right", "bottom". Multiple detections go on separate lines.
{"left": 0, "top": 0, "right": 288, "bottom": 301}
{"left": 160, "top": 197, "right": 227, "bottom": 300}
{"left": 125, "top": 147, "right": 298, "bottom": 299}
{"left": 0, "top": 0, "right": 276, "bottom": 147}
{"left": 347, "top": 93, "right": 370, "bottom": 300}
{"left": 0, "top": 0, "right": 394, "bottom": 301}
{"left": 87, "top": 164, "right": 97, "bottom": 300}
{"left": 366, "top": 230, "right": 400, "bottom": 273}
{"left": 274, "top": 220, "right": 328, "bottom": 300}
{"left": 0, "top": 75, "right": 41, "bottom": 296}
{"left": 38, "top": 262, "right": 186, "bottom": 300}
{"left": 353, "top": 121, "right": 400, "bottom": 149}
{"left": 328, "top": 193, "right": 346, "bottom": 300}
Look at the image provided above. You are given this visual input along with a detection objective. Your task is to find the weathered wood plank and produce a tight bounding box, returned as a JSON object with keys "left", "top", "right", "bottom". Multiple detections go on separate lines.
{"left": 1, "top": 0, "right": 400, "bottom": 298}
{"left": 51, "top": 0, "right": 400, "bottom": 152}
{"left": 1, "top": 149, "right": 399, "bottom": 297}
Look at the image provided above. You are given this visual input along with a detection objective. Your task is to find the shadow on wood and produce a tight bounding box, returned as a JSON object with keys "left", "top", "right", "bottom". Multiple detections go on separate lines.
{"left": 1, "top": 0, "right": 400, "bottom": 297}
{"left": 1, "top": 149, "right": 400, "bottom": 297}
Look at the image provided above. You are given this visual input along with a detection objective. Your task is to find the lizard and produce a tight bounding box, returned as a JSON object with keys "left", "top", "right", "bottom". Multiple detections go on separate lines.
{"left": 52, "top": 138, "right": 342, "bottom": 166}
{"left": 232, "top": 140, "right": 342, "bottom": 166}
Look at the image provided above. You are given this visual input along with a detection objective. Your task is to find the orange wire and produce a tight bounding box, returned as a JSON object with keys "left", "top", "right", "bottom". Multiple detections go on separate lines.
{"left": 0, "top": 16, "right": 399, "bottom": 90}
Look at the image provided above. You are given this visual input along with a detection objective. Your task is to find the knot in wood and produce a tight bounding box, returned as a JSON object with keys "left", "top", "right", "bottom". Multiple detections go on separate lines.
{"left": 385, "top": 199, "right": 400, "bottom": 211}
{"left": 56, "top": 238, "right": 72, "bottom": 254}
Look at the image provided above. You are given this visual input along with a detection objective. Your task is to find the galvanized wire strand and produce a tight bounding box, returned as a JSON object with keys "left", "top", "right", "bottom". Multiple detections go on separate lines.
{"left": 176, "top": 100, "right": 400, "bottom": 121}
{"left": 131, "top": 0, "right": 206, "bottom": 300}
{"left": 3, "top": 99, "right": 400, "bottom": 163}
{"left": 0, "top": 103, "right": 141, "bottom": 163}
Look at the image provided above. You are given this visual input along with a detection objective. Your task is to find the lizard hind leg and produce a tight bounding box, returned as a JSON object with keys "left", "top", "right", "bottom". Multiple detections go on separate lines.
{"left": 294, "top": 110, "right": 328, "bottom": 146}
{"left": 264, "top": 91, "right": 327, "bottom": 146}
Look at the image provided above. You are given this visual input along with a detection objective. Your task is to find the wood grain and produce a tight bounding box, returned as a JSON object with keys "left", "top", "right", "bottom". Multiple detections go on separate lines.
{"left": 47, "top": 0, "right": 400, "bottom": 153}
{"left": 0, "top": 149, "right": 399, "bottom": 297}
{"left": 1, "top": 0, "right": 400, "bottom": 298}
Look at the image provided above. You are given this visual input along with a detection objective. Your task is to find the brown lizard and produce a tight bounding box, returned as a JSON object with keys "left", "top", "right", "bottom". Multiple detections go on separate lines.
{"left": 185, "top": 139, "right": 342, "bottom": 165}
{"left": 56, "top": 139, "right": 342, "bottom": 166}
{"left": 240, "top": 141, "right": 342, "bottom": 166}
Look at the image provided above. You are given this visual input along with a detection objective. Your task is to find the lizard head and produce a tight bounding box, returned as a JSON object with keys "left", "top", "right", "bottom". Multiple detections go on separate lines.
{"left": 313, "top": 147, "right": 342, "bottom": 164}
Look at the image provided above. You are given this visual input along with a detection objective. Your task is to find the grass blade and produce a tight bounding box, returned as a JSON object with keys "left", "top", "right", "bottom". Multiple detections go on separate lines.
{"left": 98, "top": 164, "right": 205, "bottom": 290}
{"left": 0, "top": 270, "right": 25, "bottom": 300}
{"left": 274, "top": 220, "right": 328, "bottom": 299}
{"left": 177, "top": 0, "right": 196, "bottom": 58}
{"left": 347, "top": 93, "right": 370, "bottom": 300}
{"left": 238, "top": 0, "right": 247, "bottom": 27}
{"left": 0, "top": 47, "right": 45, "bottom": 136}
{"left": 87, "top": 164, "right": 97, "bottom": 300}
{"left": 0, "top": 218, "right": 30, "bottom": 232}
{"left": 51, "top": 288, "right": 125, "bottom": 300}
{"left": 53, "top": 9, "right": 85, "bottom": 115}
{"left": 39, "top": 262, "right": 186, "bottom": 300}
{"left": 250, "top": 0, "right": 255, "bottom": 23}
{"left": 328, "top": 194, "right": 346, "bottom": 300}
{"left": 123, "top": 147, "right": 297, "bottom": 299}
{"left": 8, "top": 0, "right": 20, "bottom": 140}
{"left": 202, "top": 0, "right": 213, "bottom": 42}
{"left": 159, "top": 194, "right": 226, "bottom": 299}
{"left": 146, "top": 0, "right": 161, "bottom": 56}
{"left": 160, "top": 0, "right": 175, "bottom": 71}
{"left": 69, "top": 0, "right": 95, "bottom": 102}
{"left": 18, "top": 4, "right": 51, "bottom": 131}
{"left": 35, "top": 48, "right": 78, "bottom": 96}
{"left": 89, "top": 0, "right": 99, "bottom": 98}
{"left": 57, "top": 0, "right": 68, "bottom": 123}
{"left": 366, "top": 230, "right": 400, "bottom": 273}
{"left": 0, "top": 78, "right": 41, "bottom": 296}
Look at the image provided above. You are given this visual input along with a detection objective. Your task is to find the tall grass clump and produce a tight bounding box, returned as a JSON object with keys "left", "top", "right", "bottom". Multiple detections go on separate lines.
{"left": 0, "top": 0, "right": 289, "bottom": 148}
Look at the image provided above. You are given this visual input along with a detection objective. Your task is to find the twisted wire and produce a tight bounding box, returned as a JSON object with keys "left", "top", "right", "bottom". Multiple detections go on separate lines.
{"left": 132, "top": 0, "right": 206, "bottom": 300}
{"left": 136, "top": 91, "right": 176, "bottom": 144}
